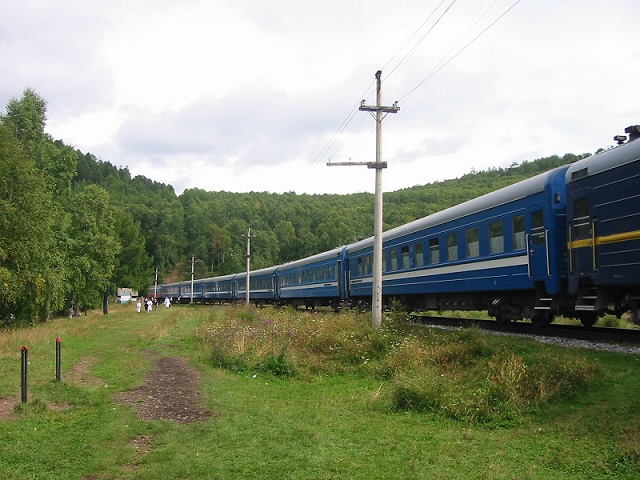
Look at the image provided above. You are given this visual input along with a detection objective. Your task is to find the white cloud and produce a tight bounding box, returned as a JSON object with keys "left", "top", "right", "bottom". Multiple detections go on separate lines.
{"left": 1, "top": 0, "right": 639, "bottom": 195}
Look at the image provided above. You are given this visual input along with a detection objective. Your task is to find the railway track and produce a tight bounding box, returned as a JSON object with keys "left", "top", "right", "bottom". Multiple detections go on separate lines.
{"left": 410, "top": 314, "right": 640, "bottom": 348}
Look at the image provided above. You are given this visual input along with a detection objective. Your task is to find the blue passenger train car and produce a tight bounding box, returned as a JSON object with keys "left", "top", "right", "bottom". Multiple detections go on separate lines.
{"left": 160, "top": 281, "right": 189, "bottom": 303}
{"left": 277, "top": 246, "right": 347, "bottom": 310}
{"left": 235, "top": 266, "right": 278, "bottom": 305}
{"left": 346, "top": 165, "right": 570, "bottom": 325}
{"left": 565, "top": 128, "right": 640, "bottom": 325}
{"left": 201, "top": 274, "right": 236, "bottom": 303}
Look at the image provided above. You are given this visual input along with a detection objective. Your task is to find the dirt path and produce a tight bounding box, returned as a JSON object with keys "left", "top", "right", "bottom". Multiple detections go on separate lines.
{"left": 0, "top": 395, "right": 20, "bottom": 418}
{"left": 1, "top": 352, "right": 211, "bottom": 423}
{"left": 113, "top": 353, "right": 212, "bottom": 423}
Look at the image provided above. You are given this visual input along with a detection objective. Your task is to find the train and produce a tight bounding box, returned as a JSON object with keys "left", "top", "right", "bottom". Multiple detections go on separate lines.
{"left": 152, "top": 125, "right": 640, "bottom": 327}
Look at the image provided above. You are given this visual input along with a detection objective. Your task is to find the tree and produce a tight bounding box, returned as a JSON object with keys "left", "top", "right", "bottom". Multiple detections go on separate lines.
{"left": 0, "top": 123, "right": 66, "bottom": 322}
{"left": 4, "top": 88, "right": 47, "bottom": 159}
{"left": 66, "top": 185, "right": 120, "bottom": 315}
{"left": 111, "top": 207, "right": 153, "bottom": 296}
{"left": 210, "top": 224, "right": 231, "bottom": 272}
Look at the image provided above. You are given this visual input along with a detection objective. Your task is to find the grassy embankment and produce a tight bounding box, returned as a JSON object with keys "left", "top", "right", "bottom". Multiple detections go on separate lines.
{"left": 0, "top": 303, "right": 639, "bottom": 479}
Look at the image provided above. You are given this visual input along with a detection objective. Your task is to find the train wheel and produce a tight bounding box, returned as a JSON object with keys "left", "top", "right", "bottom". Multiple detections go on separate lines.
{"left": 531, "top": 311, "right": 553, "bottom": 328}
{"left": 578, "top": 313, "right": 597, "bottom": 328}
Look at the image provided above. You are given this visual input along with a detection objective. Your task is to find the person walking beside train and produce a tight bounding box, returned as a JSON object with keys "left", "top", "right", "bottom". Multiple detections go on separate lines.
{"left": 164, "top": 297, "right": 171, "bottom": 308}
{"left": 136, "top": 298, "right": 141, "bottom": 313}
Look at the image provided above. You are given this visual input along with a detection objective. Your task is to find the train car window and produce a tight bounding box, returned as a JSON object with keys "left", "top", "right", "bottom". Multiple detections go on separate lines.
{"left": 489, "top": 221, "right": 504, "bottom": 254}
{"left": 401, "top": 246, "right": 410, "bottom": 268}
{"left": 429, "top": 238, "right": 440, "bottom": 264}
{"left": 391, "top": 250, "right": 398, "bottom": 270}
{"left": 466, "top": 228, "right": 479, "bottom": 258}
{"left": 357, "top": 257, "right": 363, "bottom": 276}
{"left": 415, "top": 242, "right": 424, "bottom": 266}
{"left": 573, "top": 198, "right": 591, "bottom": 238}
{"left": 512, "top": 215, "right": 525, "bottom": 250}
{"left": 364, "top": 255, "right": 372, "bottom": 275}
{"left": 531, "top": 210, "right": 545, "bottom": 246}
{"left": 447, "top": 234, "right": 458, "bottom": 261}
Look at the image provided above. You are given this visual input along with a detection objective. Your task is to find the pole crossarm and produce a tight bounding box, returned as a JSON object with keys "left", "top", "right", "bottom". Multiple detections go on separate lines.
{"left": 359, "top": 103, "right": 400, "bottom": 114}
{"left": 327, "top": 161, "right": 387, "bottom": 169}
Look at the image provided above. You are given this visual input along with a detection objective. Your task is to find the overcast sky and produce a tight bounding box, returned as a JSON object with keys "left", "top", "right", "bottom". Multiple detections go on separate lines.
{"left": 1, "top": 0, "right": 639, "bottom": 195}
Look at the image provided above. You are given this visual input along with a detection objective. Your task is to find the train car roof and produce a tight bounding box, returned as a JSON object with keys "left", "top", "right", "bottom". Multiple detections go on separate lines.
{"left": 235, "top": 265, "right": 277, "bottom": 279}
{"left": 347, "top": 165, "right": 569, "bottom": 252}
{"left": 199, "top": 273, "right": 236, "bottom": 282}
{"left": 566, "top": 137, "right": 640, "bottom": 183}
{"left": 195, "top": 273, "right": 236, "bottom": 283}
{"left": 277, "top": 245, "right": 346, "bottom": 271}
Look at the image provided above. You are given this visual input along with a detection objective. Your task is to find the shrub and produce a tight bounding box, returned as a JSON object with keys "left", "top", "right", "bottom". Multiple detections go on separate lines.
{"left": 198, "top": 306, "right": 601, "bottom": 423}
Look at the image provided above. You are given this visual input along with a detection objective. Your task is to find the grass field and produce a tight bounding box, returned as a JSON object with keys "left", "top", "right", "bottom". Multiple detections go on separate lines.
{"left": 0, "top": 304, "right": 639, "bottom": 479}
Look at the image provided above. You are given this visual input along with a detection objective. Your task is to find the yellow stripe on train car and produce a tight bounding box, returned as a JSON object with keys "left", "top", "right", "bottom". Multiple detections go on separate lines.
{"left": 568, "top": 229, "right": 640, "bottom": 249}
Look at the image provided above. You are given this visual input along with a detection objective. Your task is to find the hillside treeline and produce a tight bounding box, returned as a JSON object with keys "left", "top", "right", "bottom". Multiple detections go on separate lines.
{"left": 1, "top": 89, "right": 587, "bottom": 324}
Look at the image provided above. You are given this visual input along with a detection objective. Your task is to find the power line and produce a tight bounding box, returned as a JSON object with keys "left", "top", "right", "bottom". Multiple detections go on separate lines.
{"left": 382, "top": 0, "right": 451, "bottom": 78}
{"left": 312, "top": 79, "right": 376, "bottom": 166}
{"left": 385, "top": 0, "right": 459, "bottom": 89}
{"left": 398, "top": 0, "right": 524, "bottom": 103}
{"left": 314, "top": 0, "right": 524, "bottom": 166}
{"left": 315, "top": 3, "right": 452, "bottom": 166}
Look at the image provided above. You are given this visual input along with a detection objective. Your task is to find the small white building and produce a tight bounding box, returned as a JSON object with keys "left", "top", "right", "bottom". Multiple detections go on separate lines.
{"left": 116, "top": 288, "right": 139, "bottom": 303}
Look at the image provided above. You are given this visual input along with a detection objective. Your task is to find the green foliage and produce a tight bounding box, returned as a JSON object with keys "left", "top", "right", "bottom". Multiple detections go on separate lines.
{"left": 1, "top": 90, "right": 145, "bottom": 322}
{"left": 111, "top": 207, "right": 153, "bottom": 295}
{"left": 0, "top": 112, "right": 67, "bottom": 322}
{"left": 0, "top": 305, "right": 638, "bottom": 479}
{"left": 66, "top": 185, "right": 121, "bottom": 310}
{"left": 0, "top": 88, "right": 589, "bottom": 323}
{"left": 200, "top": 308, "right": 601, "bottom": 424}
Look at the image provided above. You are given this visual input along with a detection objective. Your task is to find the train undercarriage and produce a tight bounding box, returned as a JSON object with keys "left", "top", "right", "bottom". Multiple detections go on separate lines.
{"left": 371, "top": 281, "right": 640, "bottom": 328}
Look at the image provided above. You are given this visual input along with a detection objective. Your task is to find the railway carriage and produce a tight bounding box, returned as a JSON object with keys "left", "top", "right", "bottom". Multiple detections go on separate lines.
{"left": 180, "top": 279, "right": 204, "bottom": 303}
{"left": 160, "top": 281, "right": 188, "bottom": 303}
{"left": 346, "top": 165, "right": 570, "bottom": 325}
{"left": 565, "top": 127, "right": 640, "bottom": 325}
{"left": 277, "top": 246, "right": 348, "bottom": 310}
{"left": 200, "top": 273, "right": 237, "bottom": 303}
{"left": 235, "top": 266, "right": 278, "bottom": 305}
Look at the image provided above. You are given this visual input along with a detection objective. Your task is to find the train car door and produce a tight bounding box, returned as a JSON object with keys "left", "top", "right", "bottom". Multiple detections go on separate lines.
{"left": 567, "top": 195, "right": 593, "bottom": 292}
{"left": 527, "top": 204, "right": 550, "bottom": 280}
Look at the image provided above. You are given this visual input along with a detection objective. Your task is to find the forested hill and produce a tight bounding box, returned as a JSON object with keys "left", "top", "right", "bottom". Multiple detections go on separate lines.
{"left": 0, "top": 88, "right": 587, "bottom": 323}
{"left": 76, "top": 144, "right": 587, "bottom": 281}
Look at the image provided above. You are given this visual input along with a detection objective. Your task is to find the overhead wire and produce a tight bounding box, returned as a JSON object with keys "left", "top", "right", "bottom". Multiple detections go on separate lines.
{"left": 314, "top": 1, "right": 449, "bottom": 166}
{"left": 397, "top": 0, "right": 524, "bottom": 104}
{"left": 311, "top": 78, "right": 376, "bottom": 166}
{"left": 381, "top": 0, "right": 450, "bottom": 78}
{"left": 320, "top": 1, "right": 454, "bottom": 165}
{"left": 315, "top": 0, "right": 524, "bottom": 166}
{"left": 385, "top": 0, "right": 459, "bottom": 90}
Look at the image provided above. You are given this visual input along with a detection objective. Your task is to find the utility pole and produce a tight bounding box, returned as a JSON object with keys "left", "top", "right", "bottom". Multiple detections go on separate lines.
{"left": 244, "top": 226, "right": 253, "bottom": 305}
{"left": 328, "top": 70, "right": 399, "bottom": 329}
{"left": 153, "top": 267, "right": 159, "bottom": 299}
{"left": 190, "top": 256, "right": 195, "bottom": 304}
